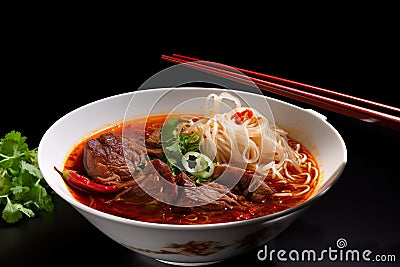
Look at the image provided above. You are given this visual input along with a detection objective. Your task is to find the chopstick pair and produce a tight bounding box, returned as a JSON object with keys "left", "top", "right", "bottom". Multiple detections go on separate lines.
{"left": 161, "top": 53, "right": 400, "bottom": 132}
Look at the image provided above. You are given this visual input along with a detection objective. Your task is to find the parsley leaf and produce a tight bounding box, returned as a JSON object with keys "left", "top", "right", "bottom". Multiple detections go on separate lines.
{"left": 0, "top": 130, "right": 54, "bottom": 223}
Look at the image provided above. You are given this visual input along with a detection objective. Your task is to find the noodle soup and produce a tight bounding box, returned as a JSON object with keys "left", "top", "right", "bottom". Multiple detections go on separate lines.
{"left": 39, "top": 87, "right": 346, "bottom": 264}
{"left": 61, "top": 93, "right": 321, "bottom": 224}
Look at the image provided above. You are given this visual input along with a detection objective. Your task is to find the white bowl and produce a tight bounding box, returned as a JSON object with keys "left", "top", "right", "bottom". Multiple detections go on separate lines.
{"left": 38, "top": 87, "right": 347, "bottom": 266}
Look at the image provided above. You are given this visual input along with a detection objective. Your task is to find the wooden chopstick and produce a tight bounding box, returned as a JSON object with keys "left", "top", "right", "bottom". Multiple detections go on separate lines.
{"left": 161, "top": 54, "right": 400, "bottom": 132}
{"left": 170, "top": 54, "right": 400, "bottom": 114}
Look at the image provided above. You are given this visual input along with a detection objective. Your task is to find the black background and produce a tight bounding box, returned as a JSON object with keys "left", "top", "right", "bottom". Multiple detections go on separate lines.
{"left": 1, "top": 10, "right": 399, "bottom": 267}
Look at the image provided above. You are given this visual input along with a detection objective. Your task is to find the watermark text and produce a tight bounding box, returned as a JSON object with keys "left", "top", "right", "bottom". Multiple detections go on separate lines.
{"left": 257, "top": 238, "right": 396, "bottom": 263}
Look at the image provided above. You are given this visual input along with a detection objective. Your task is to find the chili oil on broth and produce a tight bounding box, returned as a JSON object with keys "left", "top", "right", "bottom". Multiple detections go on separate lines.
{"left": 62, "top": 113, "right": 321, "bottom": 225}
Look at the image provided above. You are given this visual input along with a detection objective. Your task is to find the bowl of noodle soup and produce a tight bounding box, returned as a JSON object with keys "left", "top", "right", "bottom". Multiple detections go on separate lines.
{"left": 38, "top": 87, "right": 347, "bottom": 266}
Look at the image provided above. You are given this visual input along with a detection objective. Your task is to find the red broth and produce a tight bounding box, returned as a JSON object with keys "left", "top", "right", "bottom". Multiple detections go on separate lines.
{"left": 62, "top": 114, "right": 320, "bottom": 225}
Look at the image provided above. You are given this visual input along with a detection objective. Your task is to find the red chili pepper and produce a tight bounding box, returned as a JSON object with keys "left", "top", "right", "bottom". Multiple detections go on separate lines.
{"left": 231, "top": 109, "right": 254, "bottom": 125}
{"left": 54, "top": 166, "right": 122, "bottom": 194}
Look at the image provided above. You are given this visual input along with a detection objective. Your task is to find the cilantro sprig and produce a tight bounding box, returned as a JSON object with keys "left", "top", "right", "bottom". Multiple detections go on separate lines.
{"left": 0, "top": 130, "right": 54, "bottom": 223}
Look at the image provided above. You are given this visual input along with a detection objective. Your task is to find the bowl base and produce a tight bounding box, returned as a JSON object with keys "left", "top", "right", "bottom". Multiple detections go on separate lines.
{"left": 156, "top": 259, "right": 221, "bottom": 266}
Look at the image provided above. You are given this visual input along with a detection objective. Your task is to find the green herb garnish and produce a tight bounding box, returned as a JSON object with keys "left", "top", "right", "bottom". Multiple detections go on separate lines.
{"left": 160, "top": 118, "right": 202, "bottom": 171}
{"left": 159, "top": 118, "right": 215, "bottom": 183}
{"left": 0, "top": 130, "right": 54, "bottom": 223}
{"left": 181, "top": 151, "right": 215, "bottom": 183}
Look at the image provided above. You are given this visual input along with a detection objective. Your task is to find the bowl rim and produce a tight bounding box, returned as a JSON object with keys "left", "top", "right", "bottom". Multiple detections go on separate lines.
{"left": 38, "top": 87, "right": 347, "bottom": 230}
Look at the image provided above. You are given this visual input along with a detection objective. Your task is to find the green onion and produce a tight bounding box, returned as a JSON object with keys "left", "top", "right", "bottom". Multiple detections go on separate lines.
{"left": 181, "top": 152, "right": 214, "bottom": 182}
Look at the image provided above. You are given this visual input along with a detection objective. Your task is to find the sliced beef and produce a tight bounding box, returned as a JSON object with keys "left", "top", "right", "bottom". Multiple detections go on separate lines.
{"left": 212, "top": 164, "right": 255, "bottom": 190}
{"left": 111, "top": 179, "right": 156, "bottom": 205}
{"left": 84, "top": 132, "right": 142, "bottom": 183}
{"left": 175, "top": 172, "right": 196, "bottom": 187}
{"left": 176, "top": 181, "right": 243, "bottom": 211}
{"left": 150, "top": 158, "right": 175, "bottom": 183}
{"left": 250, "top": 181, "right": 275, "bottom": 202}
{"left": 84, "top": 132, "right": 148, "bottom": 184}
{"left": 84, "top": 128, "right": 169, "bottom": 184}
{"left": 145, "top": 128, "right": 163, "bottom": 157}
{"left": 112, "top": 159, "right": 178, "bottom": 205}
{"left": 123, "top": 132, "right": 149, "bottom": 172}
{"left": 212, "top": 164, "right": 275, "bottom": 203}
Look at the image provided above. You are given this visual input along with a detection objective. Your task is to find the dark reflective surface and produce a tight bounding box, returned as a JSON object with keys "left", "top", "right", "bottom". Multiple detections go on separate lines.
{"left": 1, "top": 25, "right": 399, "bottom": 266}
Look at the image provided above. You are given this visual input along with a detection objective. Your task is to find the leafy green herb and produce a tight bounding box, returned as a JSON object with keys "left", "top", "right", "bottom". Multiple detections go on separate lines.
{"left": 159, "top": 118, "right": 215, "bottom": 183}
{"left": 160, "top": 118, "right": 201, "bottom": 170}
{"left": 159, "top": 118, "right": 182, "bottom": 173}
{"left": 0, "top": 130, "right": 54, "bottom": 223}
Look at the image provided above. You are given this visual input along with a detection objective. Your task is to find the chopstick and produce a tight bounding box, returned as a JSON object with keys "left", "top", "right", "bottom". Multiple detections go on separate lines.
{"left": 161, "top": 53, "right": 400, "bottom": 131}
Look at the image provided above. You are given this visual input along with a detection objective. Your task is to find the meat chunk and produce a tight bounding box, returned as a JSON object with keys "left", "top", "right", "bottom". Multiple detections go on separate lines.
{"left": 212, "top": 164, "right": 275, "bottom": 203}
{"left": 145, "top": 128, "right": 163, "bottom": 157}
{"left": 150, "top": 158, "right": 175, "bottom": 183}
{"left": 112, "top": 159, "right": 178, "bottom": 205}
{"left": 175, "top": 172, "right": 196, "bottom": 187}
{"left": 176, "top": 181, "right": 242, "bottom": 210}
{"left": 112, "top": 179, "right": 156, "bottom": 205}
{"left": 250, "top": 182, "right": 275, "bottom": 202}
{"left": 212, "top": 164, "right": 255, "bottom": 190}
{"left": 83, "top": 132, "right": 148, "bottom": 184}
